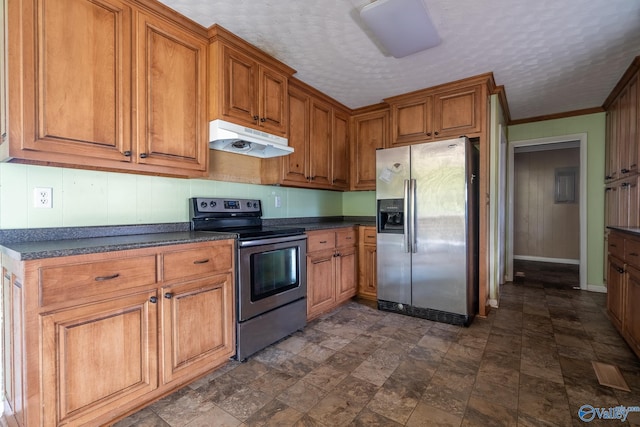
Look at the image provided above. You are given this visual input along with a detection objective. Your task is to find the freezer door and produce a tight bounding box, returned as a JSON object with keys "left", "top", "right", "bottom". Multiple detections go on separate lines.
{"left": 376, "top": 146, "right": 411, "bottom": 304}
{"left": 410, "top": 139, "right": 470, "bottom": 315}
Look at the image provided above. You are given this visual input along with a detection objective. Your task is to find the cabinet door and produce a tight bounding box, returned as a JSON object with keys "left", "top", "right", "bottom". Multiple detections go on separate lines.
{"left": 607, "top": 256, "right": 625, "bottom": 331}
{"left": 390, "top": 97, "right": 432, "bottom": 146}
{"left": 259, "top": 66, "right": 288, "bottom": 136}
{"left": 0, "top": 0, "right": 6, "bottom": 146}
{"left": 136, "top": 13, "right": 207, "bottom": 172}
{"left": 2, "top": 267, "right": 24, "bottom": 427}
{"left": 336, "top": 245, "right": 357, "bottom": 303}
{"left": 332, "top": 110, "right": 350, "bottom": 189}
{"left": 23, "top": 0, "right": 132, "bottom": 161}
{"left": 161, "top": 274, "right": 235, "bottom": 384}
{"left": 282, "top": 86, "right": 310, "bottom": 185}
{"left": 606, "top": 98, "right": 620, "bottom": 182}
{"left": 433, "top": 85, "right": 482, "bottom": 138}
{"left": 358, "top": 242, "right": 377, "bottom": 300}
{"left": 351, "top": 110, "right": 389, "bottom": 190}
{"left": 41, "top": 291, "right": 158, "bottom": 426}
{"left": 605, "top": 185, "right": 620, "bottom": 227}
{"left": 628, "top": 75, "right": 639, "bottom": 176}
{"left": 307, "top": 249, "right": 336, "bottom": 319}
{"left": 624, "top": 265, "right": 640, "bottom": 355}
{"left": 309, "top": 99, "right": 332, "bottom": 187}
{"left": 222, "top": 46, "right": 257, "bottom": 126}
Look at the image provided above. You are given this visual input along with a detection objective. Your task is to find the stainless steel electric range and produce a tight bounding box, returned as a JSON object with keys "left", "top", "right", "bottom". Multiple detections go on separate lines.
{"left": 189, "top": 197, "right": 307, "bottom": 361}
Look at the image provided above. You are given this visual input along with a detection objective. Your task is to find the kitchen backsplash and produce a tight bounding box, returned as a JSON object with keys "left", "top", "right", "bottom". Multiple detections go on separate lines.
{"left": 0, "top": 163, "right": 375, "bottom": 229}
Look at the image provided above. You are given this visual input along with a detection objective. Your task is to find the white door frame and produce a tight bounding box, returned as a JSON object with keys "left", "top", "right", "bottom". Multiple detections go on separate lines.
{"left": 507, "top": 133, "right": 587, "bottom": 289}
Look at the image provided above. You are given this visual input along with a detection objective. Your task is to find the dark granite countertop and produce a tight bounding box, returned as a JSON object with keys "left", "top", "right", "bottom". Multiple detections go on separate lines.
{"left": 0, "top": 217, "right": 376, "bottom": 261}
{"left": 0, "top": 231, "right": 237, "bottom": 261}
{"left": 607, "top": 226, "right": 640, "bottom": 237}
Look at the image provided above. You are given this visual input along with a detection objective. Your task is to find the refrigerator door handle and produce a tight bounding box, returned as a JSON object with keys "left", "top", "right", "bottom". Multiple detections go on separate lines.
{"left": 410, "top": 178, "right": 417, "bottom": 253}
{"left": 403, "top": 179, "right": 410, "bottom": 252}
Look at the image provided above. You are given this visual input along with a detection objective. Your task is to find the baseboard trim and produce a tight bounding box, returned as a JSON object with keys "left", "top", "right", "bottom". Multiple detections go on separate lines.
{"left": 587, "top": 284, "right": 607, "bottom": 293}
{"left": 513, "top": 255, "right": 580, "bottom": 265}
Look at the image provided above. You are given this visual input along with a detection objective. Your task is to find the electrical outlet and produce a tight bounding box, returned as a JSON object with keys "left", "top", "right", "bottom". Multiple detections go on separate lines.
{"left": 34, "top": 187, "right": 53, "bottom": 208}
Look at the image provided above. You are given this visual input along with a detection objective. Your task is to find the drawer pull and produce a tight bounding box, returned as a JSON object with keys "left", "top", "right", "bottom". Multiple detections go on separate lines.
{"left": 618, "top": 267, "right": 625, "bottom": 274}
{"left": 94, "top": 273, "right": 120, "bottom": 282}
{"left": 319, "top": 240, "right": 328, "bottom": 244}
{"left": 630, "top": 252, "right": 639, "bottom": 257}
{"left": 193, "top": 258, "right": 210, "bottom": 265}
{"left": 150, "top": 296, "right": 158, "bottom": 304}
{"left": 366, "top": 235, "right": 376, "bottom": 238}
{"left": 610, "top": 244, "right": 617, "bottom": 248}
{"left": 346, "top": 236, "right": 353, "bottom": 240}
{"left": 164, "top": 292, "right": 173, "bottom": 299}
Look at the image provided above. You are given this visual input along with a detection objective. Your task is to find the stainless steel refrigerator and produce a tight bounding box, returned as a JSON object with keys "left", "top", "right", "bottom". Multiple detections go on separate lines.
{"left": 376, "top": 137, "right": 479, "bottom": 326}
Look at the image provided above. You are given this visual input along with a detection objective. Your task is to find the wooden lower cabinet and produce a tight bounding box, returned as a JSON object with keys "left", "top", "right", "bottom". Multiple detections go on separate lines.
{"left": 607, "top": 229, "right": 640, "bottom": 358}
{"left": 607, "top": 255, "right": 625, "bottom": 330}
{"left": 1, "top": 239, "right": 235, "bottom": 427}
{"left": 41, "top": 291, "right": 159, "bottom": 426}
{"left": 306, "top": 228, "right": 357, "bottom": 319}
{"left": 357, "top": 226, "right": 377, "bottom": 300}
{"left": 624, "top": 265, "right": 640, "bottom": 354}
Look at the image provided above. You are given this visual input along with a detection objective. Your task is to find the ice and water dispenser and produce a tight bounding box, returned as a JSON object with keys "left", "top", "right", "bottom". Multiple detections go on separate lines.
{"left": 377, "top": 199, "right": 405, "bottom": 234}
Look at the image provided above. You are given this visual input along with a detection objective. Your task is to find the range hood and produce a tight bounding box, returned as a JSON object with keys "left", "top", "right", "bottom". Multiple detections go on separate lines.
{"left": 209, "top": 119, "right": 294, "bottom": 158}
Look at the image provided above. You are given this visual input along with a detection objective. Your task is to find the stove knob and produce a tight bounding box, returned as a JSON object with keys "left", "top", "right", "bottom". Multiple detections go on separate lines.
{"left": 200, "top": 201, "right": 207, "bottom": 208}
{"left": 209, "top": 201, "right": 216, "bottom": 207}
{"left": 253, "top": 202, "right": 259, "bottom": 209}
{"left": 246, "top": 202, "right": 252, "bottom": 208}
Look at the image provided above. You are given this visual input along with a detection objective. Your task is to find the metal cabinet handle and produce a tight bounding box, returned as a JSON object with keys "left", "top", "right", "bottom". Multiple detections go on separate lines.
{"left": 140, "top": 153, "right": 148, "bottom": 159}
{"left": 426, "top": 132, "right": 432, "bottom": 136}
{"left": 434, "top": 131, "right": 439, "bottom": 136}
{"left": 123, "top": 151, "right": 132, "bottom": 157}
{"left": 366, "top": 235, "right": 375, "bottom": 239}
{"left": 617, "top": 267, "right": 625, "bottom": 274}
{"left": 319, "top": 240, "right": 328, "bottom": 244}
{"left": 253, "top": 115, "right": 259, "bottom": 121}
{"left": 260, "top": 117, "right": 266, "bottom": 122}
{"left": 95, "top": 273, "right": 120, "bottom": 281}
{"left": 150, "top": 296, "right": 158, "bottom": 304}
{"left": 610, "top": 244, "right": 617, "bottom": 248}
{"left": 193, "top": 258, "right": 210, "bottom": 264}
{"left": 164, "top": 292, "right": 173, "bottom": 299}
{"left": 621, "top": 168, "right": 630, "bottom": 173}
{"left": 630, "top": 252, "right": 639, "bottom": 257}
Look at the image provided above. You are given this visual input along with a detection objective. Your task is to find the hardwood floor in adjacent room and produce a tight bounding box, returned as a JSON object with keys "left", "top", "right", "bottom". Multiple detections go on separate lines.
{"left": 114, "top": 272, "right": 639, "bottom": 426}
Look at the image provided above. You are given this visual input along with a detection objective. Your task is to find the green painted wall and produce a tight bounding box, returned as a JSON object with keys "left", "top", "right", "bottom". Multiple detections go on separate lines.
{"left": 0, "top": 163, "right": 345, "bottom": 228}
{"left": 508, "top": 113, "right": 606, "bottom": 287}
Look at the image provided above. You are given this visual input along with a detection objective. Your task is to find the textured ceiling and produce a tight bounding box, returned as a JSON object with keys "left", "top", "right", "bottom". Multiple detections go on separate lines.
{"left": 159, "top": 0, "right": 640, "bottom": 120}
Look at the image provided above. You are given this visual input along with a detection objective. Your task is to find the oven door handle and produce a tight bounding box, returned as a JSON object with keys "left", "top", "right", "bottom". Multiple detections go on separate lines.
{"left": 238, "top": 234, "right": 307, "bottom": 247}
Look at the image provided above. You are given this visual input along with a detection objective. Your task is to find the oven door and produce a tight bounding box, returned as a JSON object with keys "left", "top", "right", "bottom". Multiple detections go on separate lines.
{"left": 237, "top": 234, "right": 307, "bottom": 322}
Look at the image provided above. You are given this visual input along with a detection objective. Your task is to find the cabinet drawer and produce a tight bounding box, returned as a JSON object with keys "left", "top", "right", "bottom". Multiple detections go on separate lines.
{"left": 40, "top": 256, "right": 157, "bottom": 306}
{"left": 626, "top": 238, "right": 640, "bottom": 269}
{"left": 163, "top": 244, "right": 233, "bottom": 282}
{"left": 307, "top": 231, "right": 336, "bottom": 252}
{"left": 362, "top": 228, "right": 377, "bottom": 245}
{"left": 608, "top": 233, "right": 625, "bottom": 260}
{"left": 336, "top": 229, "right": 356, "bottom": 247}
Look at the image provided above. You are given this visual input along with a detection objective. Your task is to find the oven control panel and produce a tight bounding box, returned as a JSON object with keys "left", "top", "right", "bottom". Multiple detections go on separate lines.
{"left": 192, "top": 197, "right": 262, "bottom": 214}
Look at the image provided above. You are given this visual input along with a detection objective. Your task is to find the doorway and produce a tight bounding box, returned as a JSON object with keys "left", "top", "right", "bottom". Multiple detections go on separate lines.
{"left": 506, "top": 133, "right": 587, "bottom": 289}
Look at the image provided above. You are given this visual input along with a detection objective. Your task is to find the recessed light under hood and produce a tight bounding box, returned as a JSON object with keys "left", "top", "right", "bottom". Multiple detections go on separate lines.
{"left": 209, "top": 119, "right": 293, "bottom": 158}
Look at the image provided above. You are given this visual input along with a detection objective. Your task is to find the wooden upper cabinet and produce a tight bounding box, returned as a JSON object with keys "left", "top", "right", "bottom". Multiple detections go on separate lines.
{"left": 23, "top": 0, "right": 133, "bottom": 160}
{"left": 209, "top": 26, "right": 293, "bottom": 137}
{"left": 136, "top": 12, "right": 208, "bottom": 172}
{"left": 331, "top": 109, "right": 350, "bottom": 190}
{"left": 282, "top": 85, "right": 310, "bottom": 185}
{"left": 0, "top": 0, "right": 7, "bottom": 146}
{"left": 351, "top": 107, "right": 389, "bottom": 190}
{"left": 281, "top": 79, "right": 349, "bottom": 190}
{"left": 387, "top": 83, "right": 482, "bottom": 147}
{"left": 309, "top": 99, "right": 333, "bottom": 187}
{"left": 5, "top": 0, "right": 209, "bottom": 177}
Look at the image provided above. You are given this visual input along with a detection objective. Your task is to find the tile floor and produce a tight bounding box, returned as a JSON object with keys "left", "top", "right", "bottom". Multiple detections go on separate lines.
{"left": 114, "top": 271, "right": 640, "bottom": 426}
